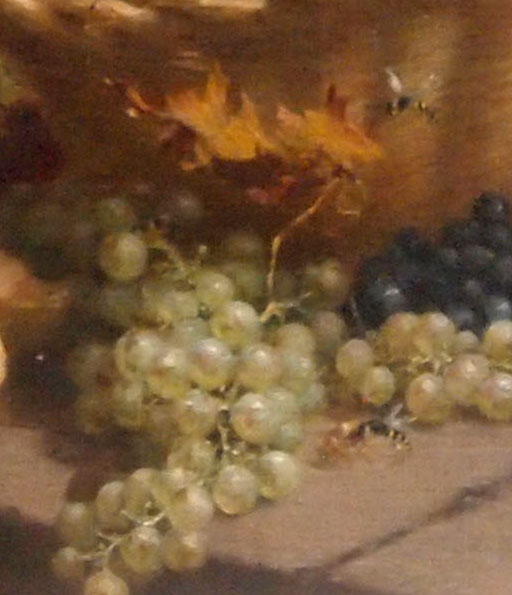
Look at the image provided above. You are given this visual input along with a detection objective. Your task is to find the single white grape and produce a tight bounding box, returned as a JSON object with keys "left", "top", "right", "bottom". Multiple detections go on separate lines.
{"left": 310, "top": 310, "right": 348, "bottom": 356}
{"left": 452, "top": 330, "right": 481, "bottom": 355}
{"left": 265, "top": 386, "right": 300, "bottom": 420}
{"left": 96, "top": 283, "right": 140, "bottom": 329}
{"left": 220, "top": 230, "right": 266, "bottom": 263}
{"left": 167, "top": 438, "right": 217, "bottom": 477}
{"left": 273, "top": 323, "right": 316, "bottom": 356}
{"left": 335, "top": 339, "right": 374, "bottom": 385}
{"left": 483, "top": 320, "right": 512, "bottom": 361}
{"left": 279, "top": 349, "right": 317, "bottom": 393}
{"left": 171, "top": 318, "right": 210, "bottom": 348}
{"left": 122, "top": 468, "right": 157, "bottom": 519}
{"left": 144, "top": 403, "right": 177, "bottom": 447}
{"left": 55, "top": 502, "right": 96, "bottom": 551}
{"left": 443, "top": 353, "right": 490, "bottom": 406}
{"left": 209, "top": 301, "right": 262, "bottom": 349}
{"left": 218, "top": 261, "right": 266, "bottom": 303}
{"left": 66, "top": 342, "right": 116, "bottom": 393}
{"left": 236, "top": 343, "right": 283, "bottom": 391}
{"left": 359, "top": 366, "right": 396, "bottom": 406}
{"left": 111, "top": 381, "right": 145, "bottom": 430}
{"left": 84, "top": 569, "right": 130, "bottom": 595}
{"left": 172, "top": 389, "right": 219, "bottom": 437}
{"left": 212, "top": 464, "right": 259, "bottom": 515}
{"left": 120, "top": 525, "right": 163, "bottom": 575}
{"left": 74, "top": 392, "right": 111, "bottom": 435}
{"left": 411, "top": 312, "right": 456, "bottom": 358}
{"left": 187, "top": 338, "right": 235, "bottom": 390}
{"left": 150, "top": 468, "right": 196, "bottom": 511}
{"left": 476, "top": 372, "right": 512, "bottom": 421}
{"left": 167, "top": 485, "right": 214, "bottom": 532}
{"left": 376, "top": 311, "right": 419, "bottom": 361}
{"left": 405, "top": 373, "right": 453, "bottom": 423}
{"left": 296, "top": 382, "right": 327, "bottom": 414}
{"left": 94, "top": 196, "right": 137, "bottom": 233}
{"left": 271, "top": 419, "right": 304, "bottom": 452}
{"left": 51, "top": 546, "right": 85, "bottom": 582}
{"left": 95, "top": 480, "right": 131, "bottom": 533}
{"left": 98, "top": 232, "right": 148, "bottom": 282}
{"left": 146, "top": 344, "right": 190, "bottom": 399}
{"left": 142, "top": 274, "right": 199, "bottom": 325}
{"left": 114, "top": 328, "right": 164, "bottom": 381}
{"left": 257, "top": 451, "right": 300, "bottom": 500}
{"left": 230, "top": 392, "right": 280, "bottom": 445}
{"left": 301, "top": 258, "right": 351, "bottom": 306}
{"left": 194, "top": 270, "right": 235, "bottom": 310}
{"left": 160, "top": 529, "right": 207, "bottom": 571}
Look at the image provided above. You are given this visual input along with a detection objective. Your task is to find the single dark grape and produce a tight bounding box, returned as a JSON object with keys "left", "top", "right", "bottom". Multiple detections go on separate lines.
{"left": 482, "top": 294, "right": 512, "bottom": 323}
{"left": 481, "top": 223, "right": 512, "bottom": 253}
{"left": 459, "top": 277, "right": 487, "bottom": 306}
{"left": 439, "top": 220, "right": 481, "bottom": 249}
{"left": 393, "top": 227, "right": 433, "bottom": 261}
{"left": 459, "top": 244, "right": 495, "bottom": 275}
{"left": 357, "top": 278, "right": 409, "bottom": 327}
{"left": 443, "top": 303, "right": 482, "bottom": 334}
{"left": 360, "top": 256, "right": 390, "bottom": 282}
{"left": 436, "top": 246, "right": 461, "bottom": 271}
{"left": 488, "top": 254, "right": 512, "bottom": 292}
{"left": 472, "top": 191, "right": 510, "bottom": 224}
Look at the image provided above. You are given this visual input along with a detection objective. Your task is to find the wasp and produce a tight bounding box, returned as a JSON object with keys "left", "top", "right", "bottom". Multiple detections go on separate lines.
{"left": 384, "top": 67, "right": 436, "bottom": 121}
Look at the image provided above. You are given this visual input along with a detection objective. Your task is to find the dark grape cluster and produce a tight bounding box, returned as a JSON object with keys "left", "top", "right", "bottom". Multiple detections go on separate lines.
{"left": 352, "top": 191, "right": 512, "bottom": 334}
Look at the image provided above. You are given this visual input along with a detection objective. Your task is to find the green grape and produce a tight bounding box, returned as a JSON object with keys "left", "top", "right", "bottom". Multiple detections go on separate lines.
{"left": 66, "top": 342, "right": 116, "bottom": 393}
{"left": 274, "top": 323, "right": 316, "bottom": 356}
{"left": 142, "top": 274, "right": 199, "bottom": 325}
{"left": 122, "top": 468, "right": 157, "bottom": 518}
{"left": 111, "top": 381, "right": 145, "bottom": 430}
{"left": 453, "top": 330, "right": 480, "bottom": 355}
{"left": 98, "top": 232, "right": 148, "bottom": 282}
{"left": 167, "top": 438, "right": 217, "bottom": 477}
{"left": 236, "top": 343, "right": 283, "bottom": 391}
{"left": 94, "top": 196, "right": 137, "bottom": 233}
{"left": 411, "top": 312, "right": 456, "bottom": 359}
{"left": 167, "top": 485, "right": 214, "bottom": 532}
{"left": 279, "top": 349, "right": 316, "bottom": 393}
{"left": 257, "top": 451, "right": 300, "bottom": 500}
{"left": 51, "top": 546, "right": 85, "bottom": 582}
{"left": 146, "top": 344, "right": 190, "bottom": 399}
{"left": 171, "top": 318, "right": 210, "bottom": 348}
{"left": 120, "top": 525, "right": 163, "bottom": 575}
{"left": 271, "top": 419, "right": 304, "bottom": 452}
{"left": 335, "top": 339, "right": 374, "bottom": 387}
{"left": 209, "top": 301, "right": 262, "bottom": 349}
{"left": 310, "top": 310, "right": 348, "bottom": 356}
{"left": 301, "top": 258, "right": 350, "bottom": 306}
{"left": 75, "top": 392, "right": 111, "bottom": 435}
{"left": 96, "top": 283, "right": 140, "bottom": 329}
{"left": 405, "top": 373, "right": 453, "bottom": 423}
{"left": 376, "top": 311, "right": 419, "bottom": 361}
{"left": 151, "top": 468, "right": 196, "bottom": 511}
{"left": 220, "top": 230, "right": 266, "bottom": 263}
{"left": 95, "top": 480, "right": 131, "bottom": 533}
{"left": 443, "top": 353, "right": 490, "bottom": 406}
{"left": 187, "top": 338, "right": 235, "bottom": 390}
{"left": 172, "top": 389, "right": 219, "bottom": 437}
{"left": 212, "top": 464, "right": 259, "bottom": 515}
{"left": 55, "top": 502, "right": 96, "bottom": 551}
{"left": 359, "top": 366, "right": 395, "bottom": 406}
{"left": 194, "top": 270, "right": 235, "bottom": 310}
{"left": 296, "top": 381, "right": 327, "bottom": 414}
{"left": 482, "top": 320, "right": 512, "bottom": 361}
{"left": 160, "top": 529, "right": 206, "bottom": 572}
{"left": 84, "top": 569, "right": 130, "bottom": 595}
{"left": 114, "top": 328, "right": 164, "bottom": 381}
{"left": 476, "top": 372, "right": 512, "bottom": 421}
{"left": 230, "top": 392, "right": 280, "bottom": 445}
{"left": 265, "top": 386, "right": 300, "bottom": 420}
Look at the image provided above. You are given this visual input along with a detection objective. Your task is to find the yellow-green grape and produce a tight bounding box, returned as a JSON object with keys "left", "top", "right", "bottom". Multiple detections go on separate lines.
{"left": 443, "top": 353, "right": 490, "bottom": 406}
{"left": 271, "top": 419, "right": 304, "bottom": 452}
{"left": 95, "top": 480, "right": 131, "bottom": 533}
{"left": 111, "top": 381, "right": 145, "bottom": 430}
{"left": 120, "top": 526, "right": 163, "bottom": 575}
{"left": 411, "top": 312, "right": 456, "bottom": 359}
{"left": 55, "top": 502, "right": 96, "bottom": 551}
{"left": 171, "top": 318, "right": 210, "bottom": 348}
{"left": 167, "top": 485, "right": 214, "bottom": 532}
{"left": 66, "top": 342, "right": 116, "bottom": 393}
{"left": 51, "top": 546, "right": 85, "bottom": 583}
{"left": 146, "top": 345, "right": 190, "bottom": 399}
{"left": 475, "top": 372, "right": 512, "bottom": 421}
{"left": 212, "top": 464, "right": 259, "bottom": 515}
{"left": 220, "top": 230, "right": 266, "bottom": 263}
{"left": 218, "top": 261, "right": 266, "bottom": 304}
{"left": 335, "top": 339, "right": 374, "bottom": 388}
{"left": 194, "top": 270, "right": 235, "bottom": 311}
{"left": 405, "top": 373, "right": 453, "bottom": 423}
{"left": 84, "top": 569, "right": 130, "bottom": 595}
{"left": 171, "top": 389, "right": 219, "bottom": 437}
{"left": 150, "top": 468, "right": 196, "bottom": 511}
{"left": 376, "top": 311, "right": 419, "bottom": 361}
{"left": 310, "top": 310, "right": 348, "bottom": 357}
{"left": 230, "top": 392, "right": 280, "bottom": 445}
{"left": 279, "top": 349, "right": 316, "bottom": 393}
{"left": 482, "top": 320, "right": 512, "bottom": 361}
{"left": 122, "top": 468, "right": 157, "bottom": 519}
{"left": 167, "top": 438, "right": 217, "bottom": 477}
{"left": 236, "top": 343, "right": 283, "bottom": 391}
{"left": 187, "top": 338, "right": 235, "bottom": 390}
{"left": 96, "top": 283, "right": 140, "bottom": 329}
{"left": 296, "top": 382, "right": 327, "bottom": 414}
{"left": 209, "top": 301, "right": 261, "bottom": 349}
{"left": 265, "top": 386, "right": 300, "bottom": 420}
{"left": 160, "top": 530, "right": 206, "bottom": 572}
{"left": 257, "top": 451, "right": 300, "bottom": 501}
{"left": 94, "top": 196, "right": 137, "bottom": 233}
{"left": 142, "top": 275, "right": 199, "bottom": 325}
{"left": 274, "top": 323, "right": 316, "bottom": 356}
{"left": 98, "top": 232, "right": 148, "bottom": 282}
{"left": 452, "top": 330, "right": 481, "bottom": 355}
{"left": 301, "top": 258, "right": 351, "bottom": 306}
{"left": 360, "top": 366, "right": 395, "bottom": 406}
{"left": 114, "top": 328, "right": 164, "bottom": 381}
{"left": 74, "top": 392, "right": 111, "bottom": 435}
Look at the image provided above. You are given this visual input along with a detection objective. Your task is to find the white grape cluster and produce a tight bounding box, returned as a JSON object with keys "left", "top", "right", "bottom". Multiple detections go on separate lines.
{"left": 54, "top": 194, "right": 352, "bottom": 594}
{"left": 333, "top": 311, "right": 512, "bottom": 424}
